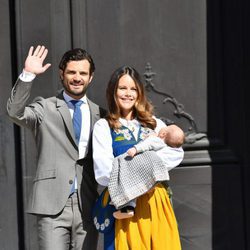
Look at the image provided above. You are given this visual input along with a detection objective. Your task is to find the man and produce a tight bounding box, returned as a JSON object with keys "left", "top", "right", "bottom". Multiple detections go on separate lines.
{"left": 7, "top": 45, "right": 105, "bottom": 250}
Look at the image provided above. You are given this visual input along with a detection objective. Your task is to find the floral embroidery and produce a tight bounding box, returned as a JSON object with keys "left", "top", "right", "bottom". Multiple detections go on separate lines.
{"left": 93, "top": 216, "right": 111, "bottom": 232}
{"left": 104, "top": 219, "right": 110, "bottom": 227}
{"left": 114, "top": 128, "right": 132, "bottom": 141}
{"left": 140, "top": 127, "right": 154, "bottom": 140}
{"left": 113, "top": 126, "right": 153, "bottom": 142}
{"left": 114, "top": 136, "right": 125, "bottom": 141}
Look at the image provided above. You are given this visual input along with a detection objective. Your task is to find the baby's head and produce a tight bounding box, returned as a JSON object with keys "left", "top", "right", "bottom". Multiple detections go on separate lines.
{"left": 158, "top": 125, "right": 185, "bottom": 148}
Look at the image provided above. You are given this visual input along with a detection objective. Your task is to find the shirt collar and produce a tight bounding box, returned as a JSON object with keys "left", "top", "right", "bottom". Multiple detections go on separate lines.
{"left": 119, "top": 118, "right": 140, "bottom": 127}
{"left": 63, "top": 91, "right": 87, "bottom": 104}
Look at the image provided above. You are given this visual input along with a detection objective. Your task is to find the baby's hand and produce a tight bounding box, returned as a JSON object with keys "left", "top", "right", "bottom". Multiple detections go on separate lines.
{"left": 127, "top": 147, "right": 137, "bottom": 157}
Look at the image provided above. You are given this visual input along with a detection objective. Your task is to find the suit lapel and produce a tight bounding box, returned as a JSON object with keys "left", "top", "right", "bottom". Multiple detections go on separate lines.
{"left": 55, "top": 94, "right": 101, "bottom": 155}
{"left": 56, "top": 92, "right": 78, "bottom": 149}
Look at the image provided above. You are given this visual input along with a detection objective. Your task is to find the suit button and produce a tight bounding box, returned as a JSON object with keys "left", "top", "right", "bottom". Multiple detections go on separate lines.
{"left": 69, "top": 180, "right": 73, "bottom": 184}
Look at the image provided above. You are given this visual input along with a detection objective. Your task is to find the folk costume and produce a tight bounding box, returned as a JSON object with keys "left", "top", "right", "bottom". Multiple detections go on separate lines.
{"left": 93, "top": 118, "right": 183, "bottom": 250}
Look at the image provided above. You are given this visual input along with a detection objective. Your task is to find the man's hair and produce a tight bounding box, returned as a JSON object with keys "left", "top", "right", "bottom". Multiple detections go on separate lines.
{"left": 59, "top": 48, "right": 95, "bottom": 75}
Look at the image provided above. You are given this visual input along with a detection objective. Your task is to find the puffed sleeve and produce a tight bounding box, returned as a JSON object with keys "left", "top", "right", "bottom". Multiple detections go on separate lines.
{"left": 154, "top": 118, "right": 184, "bottom": 171}
{"left": 92, "top": 118, "right": 114, "bottom": 186}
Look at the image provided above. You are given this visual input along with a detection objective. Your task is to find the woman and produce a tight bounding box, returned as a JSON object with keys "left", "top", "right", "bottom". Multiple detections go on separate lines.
{"left": 92, "top": 66, "right": 183, "bottom": 249}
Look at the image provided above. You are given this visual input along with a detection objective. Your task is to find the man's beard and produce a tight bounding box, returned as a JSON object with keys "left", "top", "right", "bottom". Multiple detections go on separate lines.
{"left": 62, "top": 80, "right": 89, "bottom": 97}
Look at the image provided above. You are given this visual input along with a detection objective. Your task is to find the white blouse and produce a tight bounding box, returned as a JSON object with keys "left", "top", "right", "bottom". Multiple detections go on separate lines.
{"left": 92, "top": 118, "right": 184, "bottom": 186}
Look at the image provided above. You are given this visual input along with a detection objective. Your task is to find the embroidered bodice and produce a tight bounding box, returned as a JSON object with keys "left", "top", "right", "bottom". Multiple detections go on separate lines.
{"left": 111, "top": 125, "right": 153, "bottom": 157}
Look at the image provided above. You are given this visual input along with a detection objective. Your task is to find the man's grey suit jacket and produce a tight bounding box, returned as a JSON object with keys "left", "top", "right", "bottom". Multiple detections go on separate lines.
{"left": 7, "top": 79, "right": 105, "bottom": 220}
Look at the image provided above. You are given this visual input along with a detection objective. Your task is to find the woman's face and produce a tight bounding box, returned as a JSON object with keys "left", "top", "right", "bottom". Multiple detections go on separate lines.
{"left": 116, "top": 74, "right": 138, "bottom": 119}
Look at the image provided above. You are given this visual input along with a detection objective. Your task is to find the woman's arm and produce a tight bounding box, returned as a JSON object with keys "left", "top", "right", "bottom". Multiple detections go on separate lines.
{"left": 154, "top": 118, "right": 184, "bottom": 171}
{"left": 92, "top": 118, "right": 114, "bottom": 186}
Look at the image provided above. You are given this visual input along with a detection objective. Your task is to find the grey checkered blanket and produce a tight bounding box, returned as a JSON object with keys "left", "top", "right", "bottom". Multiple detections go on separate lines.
{"left": 108, "top": 151, "right": 169, "bottom": 209}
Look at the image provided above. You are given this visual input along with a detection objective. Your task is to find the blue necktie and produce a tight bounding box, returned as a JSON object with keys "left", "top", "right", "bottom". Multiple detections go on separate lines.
{"left": 70, "top": 100, "right": 83, "bottom": 145}
{"left": 70, "top": 100, "right": 83, "bottom": 195}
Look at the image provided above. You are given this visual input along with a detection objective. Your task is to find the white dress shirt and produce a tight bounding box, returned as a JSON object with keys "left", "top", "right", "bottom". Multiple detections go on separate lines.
{"left": 20, "top": 70, "right": 36, "bottom": 82}
{"left": 63, "top": 92, "right": 91, "bottom": 159}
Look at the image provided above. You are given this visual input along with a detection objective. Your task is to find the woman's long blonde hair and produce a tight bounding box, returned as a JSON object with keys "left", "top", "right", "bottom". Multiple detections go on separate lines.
{"left": 106, "top": 65, "right": 156, "bottom": 130}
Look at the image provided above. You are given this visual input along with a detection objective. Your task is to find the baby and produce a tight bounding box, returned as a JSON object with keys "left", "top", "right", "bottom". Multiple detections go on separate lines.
{"left": 127, "top": 125, "right": 184, "bottom": 158}
{"left": 113, "top": 125, "right": 185, "bottom": 219}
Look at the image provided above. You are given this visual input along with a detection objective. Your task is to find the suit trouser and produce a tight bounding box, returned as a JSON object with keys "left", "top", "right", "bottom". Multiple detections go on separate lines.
{"left": 37, "top": 192, "right": 98, "bottom": 250}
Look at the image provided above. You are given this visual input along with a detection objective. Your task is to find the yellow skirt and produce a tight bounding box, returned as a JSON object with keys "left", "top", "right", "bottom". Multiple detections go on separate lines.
{"left": 115, "top": 184, "right": 181, "bottom": 250}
